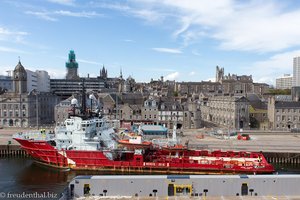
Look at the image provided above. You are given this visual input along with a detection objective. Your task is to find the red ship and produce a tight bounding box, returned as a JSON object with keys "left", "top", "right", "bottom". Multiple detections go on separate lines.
{"left": 13, "top": 91, "right": 274, "bottom": 174}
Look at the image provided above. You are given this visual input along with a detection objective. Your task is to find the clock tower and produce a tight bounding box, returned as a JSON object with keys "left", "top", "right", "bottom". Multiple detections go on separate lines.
{"left": 13, "top": 60, "right": 27, "bottom": 94}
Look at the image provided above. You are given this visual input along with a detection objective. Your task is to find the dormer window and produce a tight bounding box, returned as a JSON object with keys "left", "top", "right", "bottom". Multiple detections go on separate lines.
{"left": 152, "top": 100, "right": 156, "bottom": 107}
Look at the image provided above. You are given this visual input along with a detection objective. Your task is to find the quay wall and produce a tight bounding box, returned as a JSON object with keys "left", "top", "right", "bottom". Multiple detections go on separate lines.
{"left": 0, "top": 145, "right": 29, "bottom": 158}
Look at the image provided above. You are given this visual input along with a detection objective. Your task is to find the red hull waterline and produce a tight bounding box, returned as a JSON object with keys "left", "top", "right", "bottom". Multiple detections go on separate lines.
{"left": 14, "top": 138, "right": 275, "bottom": 174}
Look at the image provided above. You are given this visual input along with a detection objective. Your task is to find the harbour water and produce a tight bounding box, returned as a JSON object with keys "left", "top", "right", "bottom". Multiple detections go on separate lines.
{"left": 0, "top": 158, "right": 299, "bottom": 199}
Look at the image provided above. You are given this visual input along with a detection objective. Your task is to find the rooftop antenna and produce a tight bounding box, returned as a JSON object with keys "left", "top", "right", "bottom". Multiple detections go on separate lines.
{"left": 120, "top": 67, "right": 123, "bottom": 79}
{"left": 80, "top": 78, "right": 86, "bottom": 116}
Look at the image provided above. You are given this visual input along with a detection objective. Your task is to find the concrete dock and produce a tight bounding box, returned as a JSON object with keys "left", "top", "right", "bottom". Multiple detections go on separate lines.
{"left": 181, "top": 129, "right": 300, "bottom": 153}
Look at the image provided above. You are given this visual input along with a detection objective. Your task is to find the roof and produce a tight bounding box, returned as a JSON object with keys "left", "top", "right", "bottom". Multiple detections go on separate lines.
{"left": 247, "top": 94, "right": 267, "bottom": 110}
{"left": 275, "top": 101, "right": 300, "bottom": 109}
{"left": 141, "top": 125, "right": 168, "bottom": 132}
{"left": 275, "top": 95, "right": 292, "bottom": 101}
{"left": 14, "top": 61, "right": 26, "bottom": 72}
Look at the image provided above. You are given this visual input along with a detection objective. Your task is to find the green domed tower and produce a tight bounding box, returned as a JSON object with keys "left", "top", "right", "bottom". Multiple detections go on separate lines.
{"left": 66, "top": 50, "right": 79, "bottom": 80}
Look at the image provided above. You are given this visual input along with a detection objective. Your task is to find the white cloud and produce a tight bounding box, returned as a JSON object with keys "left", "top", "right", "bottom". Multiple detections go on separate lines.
{"left": 0, "top": 66, "right": 14, "bottom": 76}
{"left": 54, "top": 10, "right": 102, "bottom": 18}
{"left": 0, "top": 27, "right": 28, "bottom": 43}
{"left": 48, "top": 0, "right": 75, "bottom": 6}
{"left": 152, "top": 48, "right": 182, "bottom": 54}
{"left": 108, "top": 1, "right": 300, "bottom": 53}
{"left": 248, "top": 50, "right": 300, "bottom": 84}
{"left": 123, "top": 39, "right": 135, "bottom": 43}
{"left": 77, "top": 59, "right": 101, "bottom": 65}
{"left": 189, "top": 71, "right": 196, "bottom": 76}
{"left": 25, "top": 11, "right": 58, "bottom": 21}
{"left": 191, "top": 50, "right": 201, "bottom": 56}
{"left": 46, "top": 68, "right": 65, "bottom": 79}
{"left": 142, "top": 68, "right": 176, "bottom": 72}
{"left": 0, "top": 46, "right": 28, "bottom": 54}
{"left": 25, "top": 10, "right": 102, "bottom": 21}
{"left": 165, "top": 71, "right": 179, "bottom": 80}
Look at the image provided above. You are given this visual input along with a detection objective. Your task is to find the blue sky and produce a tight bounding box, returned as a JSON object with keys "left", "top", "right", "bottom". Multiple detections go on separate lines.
{"left": 1, "top": 0, "right": 300, "bottom": 85}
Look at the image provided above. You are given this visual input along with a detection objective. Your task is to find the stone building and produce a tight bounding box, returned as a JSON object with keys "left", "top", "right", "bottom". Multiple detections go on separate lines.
{"left": 0, "top": 61, "right": 58, "bottom": 128}
{"left": 247, "top": 94, "right": 268, "bottom": 130}
{"left": 215, "top": 66, "right": 269, "bottom": 95}
{"left": 140, "top": 97, "right": 202, "bottom": 129}
{"left": 200, "top": 95, "right": 250, "bottom": 130}
{"left": 0, "top": 75, "right": 13, "bottom": 92}
{"left": 182, "top": 101, "right": 202, "bottom": 129}
{"left": 54, "top": 97, "right": 73, "bottom": 125}
{"left": 158, "top": 100, "right": 184, "bottom": 129}
{"left": 141, "top": 97, "right": 159, "bottom": 123}
{"left": 120, "top": 104, "right": 142, "bottom": 121}
{"left": 175, "top": 81, "right": 222, "bottom": 96}
{"left": 99, "top": 65, "right": 108, "bottom": 79}
{"left": 268, "top": 96, "right": 300, "bottom": 130}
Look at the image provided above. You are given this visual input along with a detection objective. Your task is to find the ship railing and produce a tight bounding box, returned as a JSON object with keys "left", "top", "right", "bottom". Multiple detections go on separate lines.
{"left": 188, "top": 144, "right": 209, "bottom": 150}
{"left": 13, "top": 131, "right": 48, "bottom": 141}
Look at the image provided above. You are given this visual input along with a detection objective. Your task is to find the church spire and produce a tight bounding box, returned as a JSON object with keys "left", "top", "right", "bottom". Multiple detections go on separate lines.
{"left": 120, "top": 68, "right": 123, "bottom": 79}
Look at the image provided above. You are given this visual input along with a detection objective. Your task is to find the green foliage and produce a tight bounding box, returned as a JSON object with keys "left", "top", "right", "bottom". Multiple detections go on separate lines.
{"left": 173, "top": 91, "right": 179, "bottom": 97}
{"left": 268, "top": 89, "right": 291, "bottom": 95}
{"left": 249, "top": 116, "right": 259, "bottom": 128}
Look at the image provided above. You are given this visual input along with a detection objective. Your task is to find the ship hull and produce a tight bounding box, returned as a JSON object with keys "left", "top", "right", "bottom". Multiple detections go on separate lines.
{"left": 14, "top": 138, "right": 275, "bottom": 175}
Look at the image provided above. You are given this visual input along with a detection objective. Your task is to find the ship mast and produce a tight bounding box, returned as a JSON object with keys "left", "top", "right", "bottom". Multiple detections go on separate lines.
{"left": 80, "top": 78, "right": 87, "bottom": 116}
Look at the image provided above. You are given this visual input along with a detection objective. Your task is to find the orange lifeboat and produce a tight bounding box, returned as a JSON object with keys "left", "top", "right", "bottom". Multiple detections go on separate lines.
{"left": 162, "top": 144, "right": 188, "bottom": 152}
{"left": 118, "top": 135, "right": 152, "bottom": 150}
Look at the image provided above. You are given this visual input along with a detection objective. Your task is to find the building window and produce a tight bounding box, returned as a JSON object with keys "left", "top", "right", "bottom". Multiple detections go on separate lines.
{"left": 22, "top": 105, "right": 26, "bottom": 109}
{"left": 3, "top": 111, "right": 6, "bottom": 117}
{"left": 22, "top": 111, "right": 26, "bottom": 117}
{"left": 15, "top": 111, "right": 19, "bottom": 117}
{"left": 9, "top": 111, "right": 12, "bottom": 117}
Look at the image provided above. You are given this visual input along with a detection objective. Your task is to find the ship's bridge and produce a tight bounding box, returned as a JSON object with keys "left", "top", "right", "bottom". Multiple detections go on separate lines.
{"left": 81, "top": 120, "right": 96, "bottom": 132}
{"left": 65, "top": 117, "right": 83, "bottom": 131}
